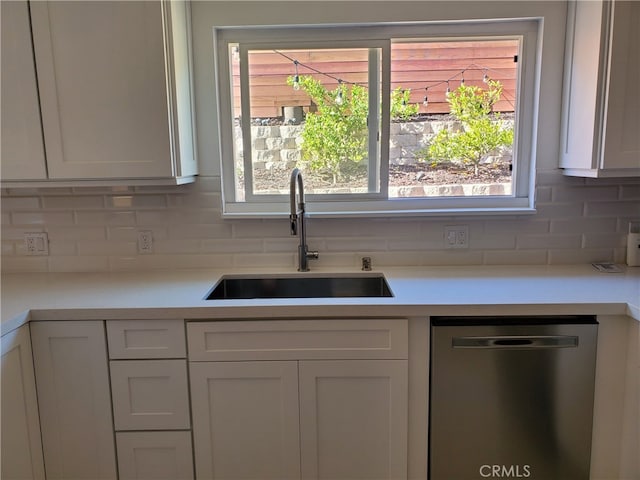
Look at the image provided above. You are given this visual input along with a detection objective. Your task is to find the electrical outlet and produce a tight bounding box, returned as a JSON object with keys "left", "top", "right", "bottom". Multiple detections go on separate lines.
{"left": 137, "top": 231, "right": 153, "bottom": 254}
{"left": 24, "top": 232, "right": 49, "bottom": 255}
{"left": 444, "top": 225, "right": 469, "bottom": 249}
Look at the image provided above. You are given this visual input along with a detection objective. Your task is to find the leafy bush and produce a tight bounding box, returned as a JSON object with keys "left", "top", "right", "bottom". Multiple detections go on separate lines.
{"left": 421, "top": 80, "right": 513, "bottom": 175}
{"left": 391, "top": 87, "right": 419, "bottom": 121}
{"left": 287, "top": 75, "right": 418, "bottom": 183}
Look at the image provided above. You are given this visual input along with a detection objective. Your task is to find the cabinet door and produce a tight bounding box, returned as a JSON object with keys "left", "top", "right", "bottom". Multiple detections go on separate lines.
{"left": 30, "top": 1, "right": 173, "bottom": 179}
{"left": 31, "top": 321, "right": 117, "bottom": 480}
{"left": 0, "top": 0, "right": 47, "bottom": 180}
{"left": 1, "top": 325, "right": 46, "bottom": 480}
{"left": 116, "top": 431, "right": 194, "bottom": 480}
{"left": 299, "top": 360, "right": 408, "bottom": 480}
{"left": 601, "top": 0, "right": 640, "bottom": 171}
{"left": 190, "top": 361, "right": 301, "bottom": 480}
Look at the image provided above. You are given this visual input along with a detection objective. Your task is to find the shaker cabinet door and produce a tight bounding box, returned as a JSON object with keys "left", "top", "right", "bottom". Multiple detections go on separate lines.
{"left": 31, "top": 321, "right": 117, "bottom": 480}
{"left": 0, "top": 0, "right": 47, "bottom": 181}
{"left": 1, "top": 325, "right": 46, "bottom": 480}
{"left": 30, "top": 1, "right": 173, "bottom": 180}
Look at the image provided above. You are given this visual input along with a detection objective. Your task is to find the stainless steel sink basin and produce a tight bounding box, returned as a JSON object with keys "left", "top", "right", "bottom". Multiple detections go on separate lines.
{"left": 205, "top": 274, "right": 393, "bottom": 299}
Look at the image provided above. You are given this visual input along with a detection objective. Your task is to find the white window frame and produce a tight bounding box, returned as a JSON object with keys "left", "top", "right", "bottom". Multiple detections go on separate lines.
{"left": 215, "top": 19, "right": 541, "bottom": 218}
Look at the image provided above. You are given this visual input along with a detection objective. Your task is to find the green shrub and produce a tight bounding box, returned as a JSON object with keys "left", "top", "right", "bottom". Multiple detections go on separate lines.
{"left": 421, "top": 80, "right": 513, "bottom": 175}
{"left": 286, "top": 75, "right": 418, "bottom": 183}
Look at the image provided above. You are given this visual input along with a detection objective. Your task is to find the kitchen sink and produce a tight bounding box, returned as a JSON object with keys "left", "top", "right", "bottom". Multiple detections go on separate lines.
{"left": 205, "top": 274, "right": 393, "bottom": 299}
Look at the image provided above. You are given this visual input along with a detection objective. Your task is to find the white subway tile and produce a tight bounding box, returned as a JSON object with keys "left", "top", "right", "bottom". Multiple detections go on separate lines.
{"left": 471, "top": 232, "right": 517, "bottom": 250}
{"left": 325, "top": 238, "right": 388, "bottom": 252}
{"left": 483, "top": 250, "right": 548, "bottom": 265}
{"left": 620, "top": 185, "right": 640, "bottom": 200}
{"left": 202, "top": 238, "right": 264, "bottom": 254}
{"left": 586, "top": 201, "right": 640, "bottom": 218}
{"left": 548, "top": 248, "right": 614, "bottom": 264}
{"left": 1, "top": 257, "right": 49, "bottom": 272}
{"left": 582, "top": 233, "right": 626, "bottom": 248}
{"left": 75, "top": 211, "right": 136, "bottom": 226}
{"left": 536, "top": 170, "right": 585, "bottom": 187}
{"left": 233, "top": 253, "right": 294, "bottom": 268}
{"left": 552, "top": 186, "right": 619, "bottom": 202}
{"left": 153, "top": 239, "right": 202, "bottom": 254}
{"left": 135, "top": 210, "right": 171, "bottom": 225}
{"left": 1, "top": 197, "right": 40, "bottom": 210}
{"left": 48, "top": 256, "right": 110, "bottom": 272}
{"left": 1, "top": 213, "right": 10, "bottom": 225}
{"left": 108, "top": 226, "right": 168, "bottom": 241}
{"left": 106, "top": 194, "right": 167, "bottom": 209}
{"left": 2, "top": 242, "right": 15, "bottom": 255}
{"left": 535, "top": 186, "right": 552, "bottom": 203}
{"left": 487, "top": 219, "right": 550, "bottom": 234}
{"left": 47, "top": 226, "right": 107, "bottom": 241}
{"left": 168, "top": 223, "right": 232, "bottom": 239}
{"left": 1, "top": 227, "right": 39, "bottom": 241}
{"left": 109, "top": 254, "right": 232, "bottom": 271}
{"left": 534, "top": 203, "right": 584, "bottom": 219}
{"left": 422, "top": 250, "right": 484, "bottom": 266}
{"left": 12, "top": 212, "right": 75, "bottom": 225}
{"left": 551, "top": 218, "right": 617, "bottom": 234}
{"left": 233, "top": 220, "right": 289, "bottom": 238}
{"left": 314, "top": 252, "right": 357, "bottom": 268}
{"left": 371, "top": 252, "right": 428, "bottom": 267}
{"left": 42, "top": 196, "right": 104, "bottom": 210}
{"left": 48, "top": 241, "right": 77, "bottom": 256}
{"left": 263, "top": 238, "right": 300, "bottom": 253}
{"left": 388, "top": 239, "right": 442, "bottom": 251}
{"left": 76, "top": 240, "right": 137, "bottom": 256}
{"left": 517, "top": 234, "right": 582, "bottom": 249}
{"left": 167, "top": 192, "right": 221, "bottom": 209}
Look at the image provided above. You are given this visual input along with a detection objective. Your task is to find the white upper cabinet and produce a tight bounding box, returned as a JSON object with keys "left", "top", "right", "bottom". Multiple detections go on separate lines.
{"left": 2, "top": 0, "right": 197, "bottom": 186}
{"left": 560, "top": 0, "right": 640, "bottom": 177}
{"left": 0, "top": 0, "right": 47, "bottom": 181}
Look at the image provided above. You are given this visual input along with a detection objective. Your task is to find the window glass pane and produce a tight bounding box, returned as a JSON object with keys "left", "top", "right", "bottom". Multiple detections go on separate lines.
{"left": 235, "top": 47, "right": 377, "bottom": 198}
{"left": 388, "top": 39, "right": 518, "bottom": 198}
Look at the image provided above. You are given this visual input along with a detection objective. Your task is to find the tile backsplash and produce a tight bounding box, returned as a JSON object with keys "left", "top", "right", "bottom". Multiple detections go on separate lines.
{"left": 1, "top": 170, "right": 639, "bottom": 273}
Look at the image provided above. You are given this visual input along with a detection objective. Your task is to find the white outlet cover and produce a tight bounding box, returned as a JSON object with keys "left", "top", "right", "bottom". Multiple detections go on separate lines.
{"left": 24, "top": 232, "right": 49, "bottom": 255}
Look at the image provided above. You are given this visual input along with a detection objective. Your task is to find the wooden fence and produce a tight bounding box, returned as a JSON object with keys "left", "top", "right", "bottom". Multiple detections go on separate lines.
{"left": 233, "top": 40, "right": 519, "bottom": 118}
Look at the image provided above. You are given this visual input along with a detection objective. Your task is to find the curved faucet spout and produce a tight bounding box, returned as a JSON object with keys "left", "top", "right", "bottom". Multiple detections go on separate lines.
{"left": 289, "top": 168, "right": 318, "bottom": 271}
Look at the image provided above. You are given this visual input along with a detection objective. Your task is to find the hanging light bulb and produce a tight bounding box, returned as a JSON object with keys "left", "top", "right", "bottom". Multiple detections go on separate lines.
{"left": 402, "top": 90, "right": 408, "bottom": 106}
{"left": 423, "top": 95, "right": 429, "bottom": 107}
{"left": 292, "top": 60, "right": 300, "bottom": 91}
{"left": 460, "top": 73, "right": 465, "bottom": 86}
{"left": 445, "top": 81, "right": 451, "bottom": 97}
{"left": 483, "top": 70, "right": 490, "bottom": 83}
{"left": 335, "top": 80, "right": 344, "bottom": 105}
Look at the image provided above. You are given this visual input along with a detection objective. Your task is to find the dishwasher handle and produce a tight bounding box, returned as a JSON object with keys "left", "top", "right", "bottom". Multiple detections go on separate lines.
{"left": 452, "top": 335, "right": 578, "bottom": 349}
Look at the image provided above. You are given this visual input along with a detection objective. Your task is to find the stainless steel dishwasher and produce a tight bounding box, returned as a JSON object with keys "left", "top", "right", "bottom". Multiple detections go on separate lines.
{"left": 429, "top": 316, "right": 598, "bottom": 480}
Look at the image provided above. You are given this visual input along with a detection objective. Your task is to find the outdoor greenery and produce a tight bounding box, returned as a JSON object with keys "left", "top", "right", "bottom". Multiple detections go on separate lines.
{"left": 421, "top": 80, "right": 513, "bottom": 175}
{"left": 285, "top": 75, "right": 511, "bottom": 182}
{"left": 287, "top": 75, "right": 418, "bottom": 183}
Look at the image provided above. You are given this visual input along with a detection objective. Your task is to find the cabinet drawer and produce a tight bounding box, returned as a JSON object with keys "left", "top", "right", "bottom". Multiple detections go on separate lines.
{"left": 110, "top": 359, "right": 190, "bottom": 431}
{"left": 107, "top": 319, "right": 185, "bottom": 359}
{"left": 116, "top": 431, "right": 194, "bottom": 480}
{"left": 187, "top": 319, "right": 408, "bottom": 361}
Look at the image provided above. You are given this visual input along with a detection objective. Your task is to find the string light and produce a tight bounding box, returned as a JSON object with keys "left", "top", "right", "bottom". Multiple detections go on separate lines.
{"left": 292, "top": 60, "right": 300, "bottom": 91}
{"left": 445, "top": 81, "right": 451, "bottom": 97}
{"left": 483, "top": 70, "right": 490, "bottom": 83}
{"left": 335, "top": 80, "right": 344, "bottom": 105}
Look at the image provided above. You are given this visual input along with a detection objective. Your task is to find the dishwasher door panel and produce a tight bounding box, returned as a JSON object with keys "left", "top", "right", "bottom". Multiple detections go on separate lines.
{"left": 429, "top": 319, "right": 598, "bottom": 480}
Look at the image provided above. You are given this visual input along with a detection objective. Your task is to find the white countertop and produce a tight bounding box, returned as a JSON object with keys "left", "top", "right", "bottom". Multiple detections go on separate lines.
{"left": 2, "top": 264, "right": 639, "bottom": 335}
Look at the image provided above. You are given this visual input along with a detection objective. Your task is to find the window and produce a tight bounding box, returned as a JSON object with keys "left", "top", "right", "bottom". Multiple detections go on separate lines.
{"left": 215, "top": 20, "right": 540, "bottom": 217}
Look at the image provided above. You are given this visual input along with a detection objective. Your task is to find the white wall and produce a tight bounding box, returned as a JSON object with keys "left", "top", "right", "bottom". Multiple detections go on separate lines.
{"left": 1, "top": 0, "right": 639, "bottom": 273}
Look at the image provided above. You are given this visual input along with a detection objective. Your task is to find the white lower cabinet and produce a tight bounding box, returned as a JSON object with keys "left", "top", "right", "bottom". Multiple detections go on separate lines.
{"left": 190, "top": 361, "right": 301, "bottom": 480}
{"left": 116, "top": 431, "right": 194, "bottom": 480}
{"left": 188, "top": 319, "right": 409, "bottom": 480}
{"left": 30, "top": 321, "right": 117, "bottom": 480}
{"left": 298, "top": 360, "right": 408, "bottom": 480}
{"left": 1, "top": 324, "right": 46, "bottom": 480}
{"left": 106, "top": 319, "right": 194, "bottom": 480}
